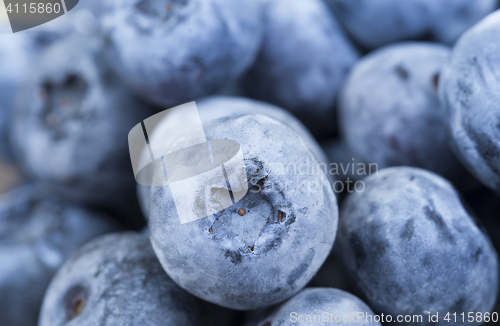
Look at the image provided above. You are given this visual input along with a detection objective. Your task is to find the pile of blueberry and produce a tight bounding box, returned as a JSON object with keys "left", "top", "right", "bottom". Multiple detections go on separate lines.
{"left": 0, "top": 0, "right": 499, "bottom": 325}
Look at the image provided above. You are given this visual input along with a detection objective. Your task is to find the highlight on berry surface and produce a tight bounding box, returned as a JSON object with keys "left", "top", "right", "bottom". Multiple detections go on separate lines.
{"left": 128, "top": 101, "right": 248, "bottom": 224}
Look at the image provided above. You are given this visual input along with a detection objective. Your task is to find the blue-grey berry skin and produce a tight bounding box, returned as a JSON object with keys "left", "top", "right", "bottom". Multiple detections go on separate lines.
{"left": 0, "top": 34, "right": 32, "bottom": 160}
{"left": 0, "top": 21, "right": 74, "bottom": 161}
{"left": 247, "top": 288, "right": 381, "bottom": 326}
{"left": 101, "top": 0, "right": 262, "bottom": 108}
{"left": 198, "top": 96, "right": 327, "bottom": 159}
{"left": 337, "top": 167, "right": 499, "bottom": 326}
{"left": 0, "top": 184, "right": 119, "bottom": 326}
{"left": 242, "top": 0, "right": 358, "bottom": 136}
{"left": 137, "top": 95, "right": 332, "bottom": 218}
{"left": 39, "top": 232, "right": 207, "bottom": 326}
{"left": 149, "top": 114, "right": 338, "bottom": 310}
{"left": 339, "top": 42, "right": 462, "bottom": 181}
{"left": 11, "top": 35, "right": 157, "bottom": 214}
{"left": 430, "top": 0, "right": 498, "bottom": 45}
{"left": 439, "top": 10, "right": 500, "bottom": 196}
{"left": 0, "top": 9, "right": 100, "bottom": 161}
{"left": 325, "top": 0, "right": 497, "bottom": 50}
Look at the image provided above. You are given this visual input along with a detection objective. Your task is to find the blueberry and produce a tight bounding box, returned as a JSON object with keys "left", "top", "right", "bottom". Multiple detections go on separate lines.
{"left": 54, "top": 0, "right": 102, "bottom": 36}
{"left": 339, "top": 42, "right": 463, "bottom": 181}
{"left": 0, "top": 3, "right": 100, "bottom": 147}
{"left": 0, "top": 23, "right": 71, "bottom": 161}
{"left": 337, "top": 167, "right": 499, "bottom": 325}
{"left": 137, "top": 95, "right": 332, "bottom": 218}
{"left": 0, "top": 33, "right": 33, "bottom": 160}
{"left": 242, "top": 0, "right": 358, "bottom": 136}
{"left": 11, "top": 35, "right": 157, "bottom": 216}
{"left": 101, "top": 0, "right": 263, "bottom": 107}
{"left": 197, "top": 96, "right": 329, "bottom": 168}
{"left": 247, "top": 288, "right": 381, "bottom": 326}
{"left": 149, "top": 114, "right": 338, "bottom": 310}
{"left": 39, "top": 232, "right": 208, "bottom": 326}
{"left": 431, "top": 0, "right": 498, "bottom": 45}
{"left": 325, "top": 0, "right": 496, "bottom": 50}
{"left": 439, "top": 10, "right": 500, "bottom": 196}
{"left": 0, "top": 184, "right": 119, "bottom": 326}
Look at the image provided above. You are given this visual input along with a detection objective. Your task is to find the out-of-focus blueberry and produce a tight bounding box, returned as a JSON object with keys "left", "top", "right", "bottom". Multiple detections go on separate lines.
{"left": 0, "top": 20, "right": 72, "bottom": 161}
{"left": 339, "top": 42, "right": 463, "bottom": 181}
{"left": 326, "top": 0, "right": 497, "bottom": 50}
{"left": 149, "top": 114, "right": 338, "bottom": 310}
{"left": 137, "top": 96, "right": 332, "bottom": 218}
{"left": 247, "top": 288, "right": 381, "bottom": 326}
{"left": 11, "top": 35, "right": 157, "bottom": 217}
{"left": 325, "top": 0, "right": 429, "bottom": 50}
{"left": 101, "top": 0, "right": 263, "bottom": 108}
{"left": 0, "top": 3, "right": 103, "bottom": 161}
{"left": 0, "top": 184, "right": 118, "bottom": 326}
{"left": 439, "top": 10, "right": 500, "bottom": 196}
{"left": 0, "top": 33, "right": 32, "bottom": 160}
{"left": 242, "top": 0, "right": 358, "bottom": 136}
{"left": 39, "top": 232, "right": 207, "bottom": 326}
{"left": 338, "top": 167, "right": 499, "bottom": 326}
{"left": 430, "top": 0, "right": 498, "bottom": 45}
